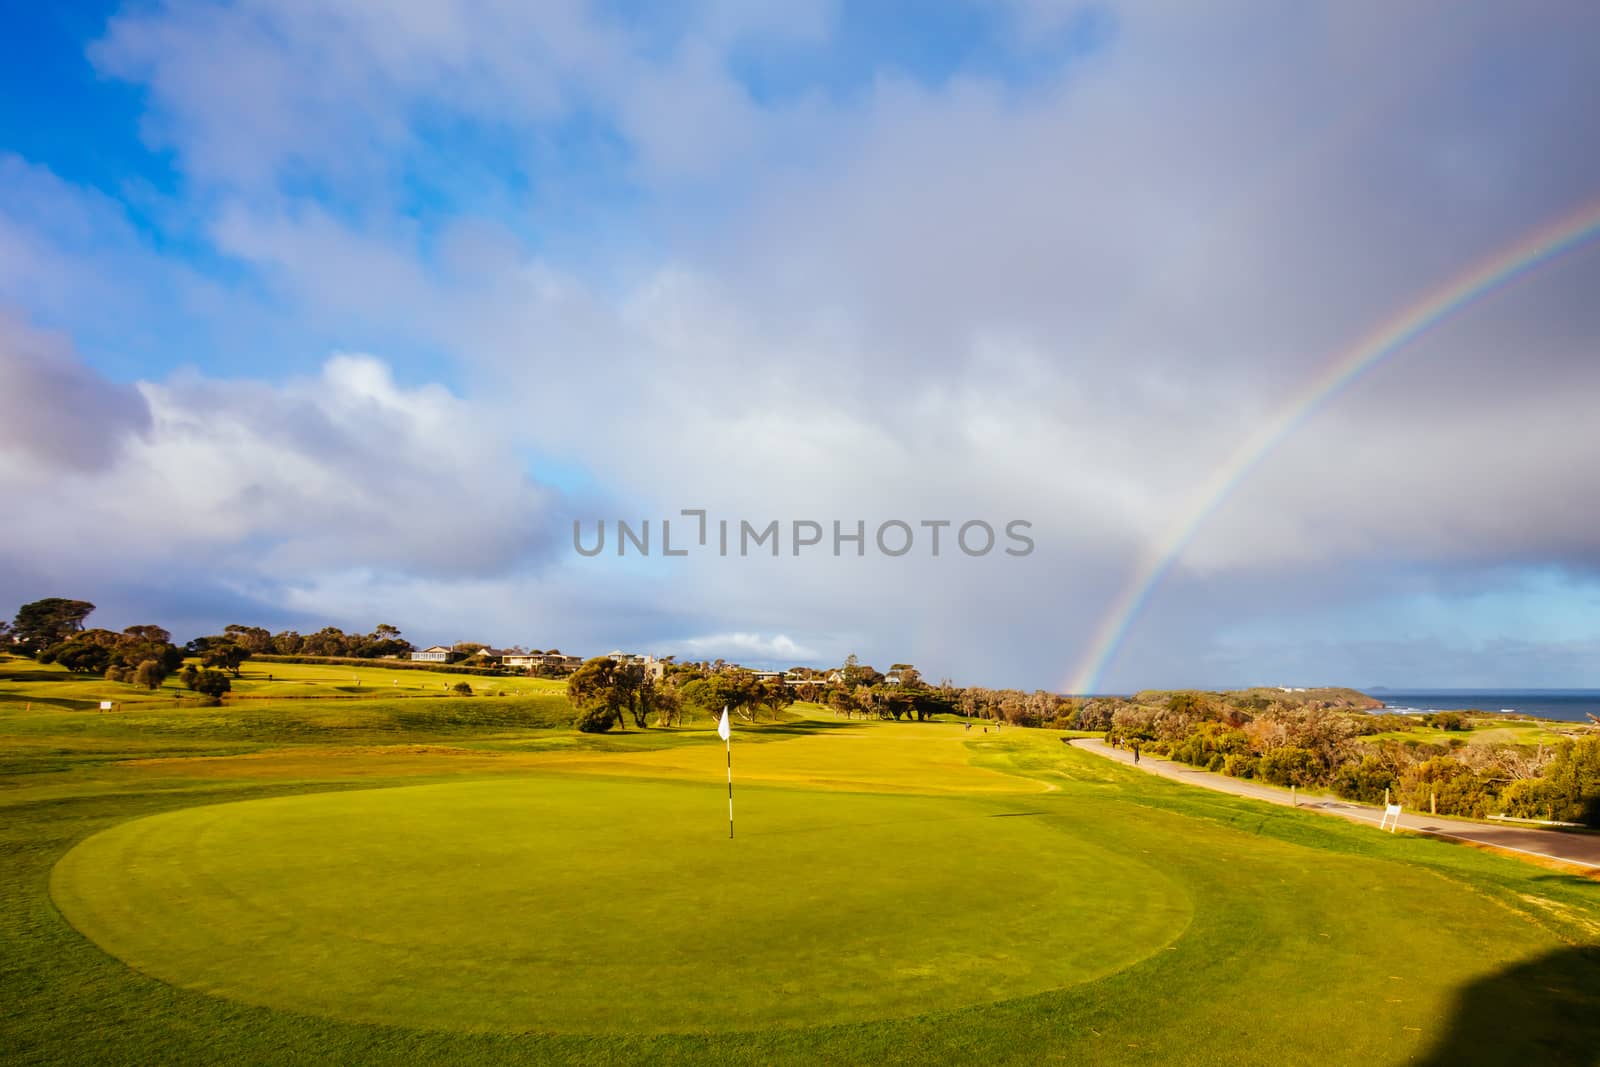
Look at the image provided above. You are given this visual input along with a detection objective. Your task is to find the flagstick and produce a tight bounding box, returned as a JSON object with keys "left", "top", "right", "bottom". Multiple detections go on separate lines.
{"left": 726, "top": 732, "right": 734, "bottom": 839}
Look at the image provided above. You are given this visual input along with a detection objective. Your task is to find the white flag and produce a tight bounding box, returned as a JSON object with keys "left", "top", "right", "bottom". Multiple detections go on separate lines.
{"left": 717, "top": 706, "right": 731, "bottom": 741}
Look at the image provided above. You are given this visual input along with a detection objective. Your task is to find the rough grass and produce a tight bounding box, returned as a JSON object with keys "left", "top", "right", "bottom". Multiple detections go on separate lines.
{"left": 3, "top": 681, "right": 1599, "bottom": 1064}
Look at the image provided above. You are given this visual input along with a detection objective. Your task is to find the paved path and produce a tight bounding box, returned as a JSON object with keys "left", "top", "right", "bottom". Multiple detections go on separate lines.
{"left": 1070, "top": 738, "right": 1600, "bottom": 871}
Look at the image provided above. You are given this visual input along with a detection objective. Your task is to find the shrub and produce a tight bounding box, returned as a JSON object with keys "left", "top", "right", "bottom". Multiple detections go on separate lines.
{"left": 451, "top": 681, "right": 474, "bottom": 697}
{"left": 1333, "top": 755, "right": 1397, "bottom": 805}
{"left": 104, "top": 665, "right": 131, "bottom": 684}
{"left": 1167, "top": 723, "right": 1249, "bottom": 769}
{"left": 1520, "top": 738, "right": 1600, "bottom": 827}
{"left": 1398, "top": 757, "right": 1494, "bottom": 818}
{"left": 574, "top": 704, "right": 620, "bottom": 733}
{"left": 1221, "top": 753, "right": 1257, "bottom": 779}
{"left": 1257, "top": 746, "right": 1317, "bottom": 787}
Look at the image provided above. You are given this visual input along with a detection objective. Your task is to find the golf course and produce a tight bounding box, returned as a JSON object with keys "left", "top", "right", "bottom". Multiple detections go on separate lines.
{"left": 5, "top": 657, "right": 1599, "bottom": 1064}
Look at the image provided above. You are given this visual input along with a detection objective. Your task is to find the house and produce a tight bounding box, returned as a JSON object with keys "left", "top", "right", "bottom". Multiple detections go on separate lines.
{"left": 604, "top": 650, "right": 668, "bottom": 681}
{"left": 474, "top": 648, "right": 511, "bottom": 665}
{"left": 504, "top": 651, "right": 586, "bottom": 673}
{"left": 410, "top": 645, "right": 460, "bottom": 663}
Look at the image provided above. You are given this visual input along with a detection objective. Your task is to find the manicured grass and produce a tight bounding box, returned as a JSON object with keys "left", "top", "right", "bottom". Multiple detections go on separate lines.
{"left": 0, "top": 654, "right": 566, "bottom": 713}
{"left": 3, "top": 685, "right": 1599, "bottom": 1064}
{"left": 52, "top": 777, "right": 1191, "bottom": 1033}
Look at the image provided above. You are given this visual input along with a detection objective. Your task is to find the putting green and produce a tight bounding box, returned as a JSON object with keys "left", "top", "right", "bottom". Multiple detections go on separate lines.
{"left": 52, "top": 776, "right": 1190, "bottom": 1033}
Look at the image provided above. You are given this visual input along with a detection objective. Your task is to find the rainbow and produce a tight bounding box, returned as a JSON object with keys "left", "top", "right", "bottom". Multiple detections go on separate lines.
{"left": 1066, "top": 196, "right": 1600, "bottom": 696}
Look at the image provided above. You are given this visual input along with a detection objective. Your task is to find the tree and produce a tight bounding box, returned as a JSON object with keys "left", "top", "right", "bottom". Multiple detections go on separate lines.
{"left": 202, "top": 641, "right": 251, "bottom": 677}
{"left": 451, "top": 681, "right": 474, "bottom": 696}
{"left": 12, "top": 598, "right": 95, "bottom": 654}
{"left": 644, "top": 679, "right": 683, "bottom": 727}
{"left": 223, "top": 624, "right": 274, "bottom": 653}
{"left": 567, "top": 657, "right": 630, "bottom": 732}
{"left": 120, "top": 626, "right": 182, "bottom": 673}
{"left": 190, "top": 668, "right": 232, "bottom": 703}
{"left": 41, "top": 638, "right": 113, "bottom": 674}
{"left": 132, "top": 659, "right": 167, "bottom": 690}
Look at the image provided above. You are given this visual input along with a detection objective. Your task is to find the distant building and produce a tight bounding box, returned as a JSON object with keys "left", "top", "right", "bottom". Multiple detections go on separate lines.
{"left": 605, "top": 650, "right": 668, "bottom": 681}
{"left": 505, "top": 651, "right": 585, "bottom": 673}
{"left": 411, "top": 646, "right": 460, "bottom": 663}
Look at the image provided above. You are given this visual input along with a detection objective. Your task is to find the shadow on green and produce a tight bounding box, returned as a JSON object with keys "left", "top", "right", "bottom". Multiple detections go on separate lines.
{"left": 1418, "top": 945, "right": 1600, "bottom": 1066}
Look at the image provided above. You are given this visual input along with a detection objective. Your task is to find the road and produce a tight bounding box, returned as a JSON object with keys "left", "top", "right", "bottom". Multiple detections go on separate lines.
{"left": 1070, "top": 737, "right": 1600, "bottom": 872}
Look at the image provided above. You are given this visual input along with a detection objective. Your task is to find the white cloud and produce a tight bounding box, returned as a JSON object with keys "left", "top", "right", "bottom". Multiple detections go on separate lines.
{"left": 0, "top": 343, "right": 558, "bottom": 597}
{"left": 667, "top": 632, "right": 821, "bottom": 663}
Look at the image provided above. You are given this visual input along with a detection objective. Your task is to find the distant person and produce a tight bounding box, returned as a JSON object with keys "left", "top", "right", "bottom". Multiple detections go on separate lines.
{"left": 1132, "top": 741, "right": 1141, "bottom": 765}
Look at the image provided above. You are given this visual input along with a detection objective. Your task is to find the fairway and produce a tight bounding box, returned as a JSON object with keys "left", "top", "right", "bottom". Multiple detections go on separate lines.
{"left": 50, "top": 775, "right": 1191, "bottom": 1033}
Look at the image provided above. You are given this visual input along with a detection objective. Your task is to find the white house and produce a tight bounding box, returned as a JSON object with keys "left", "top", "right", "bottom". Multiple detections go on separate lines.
{"left": 410, "top": 645, "right": 460, "bottom": 663}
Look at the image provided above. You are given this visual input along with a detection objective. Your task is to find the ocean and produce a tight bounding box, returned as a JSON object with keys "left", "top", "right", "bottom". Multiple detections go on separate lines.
{"left": 1368, "top": 689, "right": 1600, "bottom": 724}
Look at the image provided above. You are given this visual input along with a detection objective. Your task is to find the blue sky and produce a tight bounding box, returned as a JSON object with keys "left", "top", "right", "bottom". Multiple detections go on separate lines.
{"left": 3, "top": 1, "right": 1600, "bottom": 690}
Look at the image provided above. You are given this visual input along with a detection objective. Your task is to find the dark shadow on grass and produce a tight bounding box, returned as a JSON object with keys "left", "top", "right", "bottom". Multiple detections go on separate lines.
{"left": 988, "top": 811, "right": 1048, "bottom": 818}
{"left": 1418, "top": 945, "right": 1600, "bottom": 1066}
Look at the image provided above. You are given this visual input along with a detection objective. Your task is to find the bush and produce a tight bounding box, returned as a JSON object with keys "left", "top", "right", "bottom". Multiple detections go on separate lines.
{"left": 451, "top": 681, "right": 474, "bottom": 697}
{"left": 1167, "top": 723, "right": 1249, "bottom": 769}
{"left": 1257, "top": 746, "right": 1317, "bottom": 787}
{"left": 1398, "top": 757, "right": 1494, "bottom": 818}
{"left": 1333, "top": 755, "right": 1397, "bottom": 805}
{"left": 1519, "top": 738, "right": 1600, "bottom": 827}
{"left": 574, "top": 704, "right": 620, "bottom": 733}
{"left": 1221, "top": 753, "right": 1257, "bottom": 779}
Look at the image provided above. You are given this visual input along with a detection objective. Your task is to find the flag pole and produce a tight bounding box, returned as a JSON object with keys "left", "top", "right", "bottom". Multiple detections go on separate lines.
{"left": 719, "top": 705, "right": 734, "bottom": 839}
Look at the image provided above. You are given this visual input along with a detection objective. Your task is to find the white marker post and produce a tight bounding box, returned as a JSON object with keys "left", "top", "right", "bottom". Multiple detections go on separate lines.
{"left": 1380, "top": 803, "right": 1402, "bottom": 833}
{"left": 718, "top": 706, "right": 733, "bottom": 839}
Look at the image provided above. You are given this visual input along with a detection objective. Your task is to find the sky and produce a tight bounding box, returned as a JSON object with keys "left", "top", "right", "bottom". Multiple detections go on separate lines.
{"left": 2, "top": 1, "right": 1600, "bottom": 692}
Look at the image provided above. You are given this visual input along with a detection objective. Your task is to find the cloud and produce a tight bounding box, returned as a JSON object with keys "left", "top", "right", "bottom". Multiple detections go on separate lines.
{"left": 0, "top": 348, "right": 560, "bottom": 613}
{"left": 666, "top": 631, "right": 821, "bottom": 663}
{"left": 0, "top": 313, "right": 150, "bottom": 473}
{"left": 4, "top": 2, "right": 1598, "bottom": 687}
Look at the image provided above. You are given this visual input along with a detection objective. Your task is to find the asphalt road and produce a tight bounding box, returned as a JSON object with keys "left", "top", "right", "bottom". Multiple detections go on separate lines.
{"left": 1071, "top": 737, "right": 1600, "bottom": 871}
